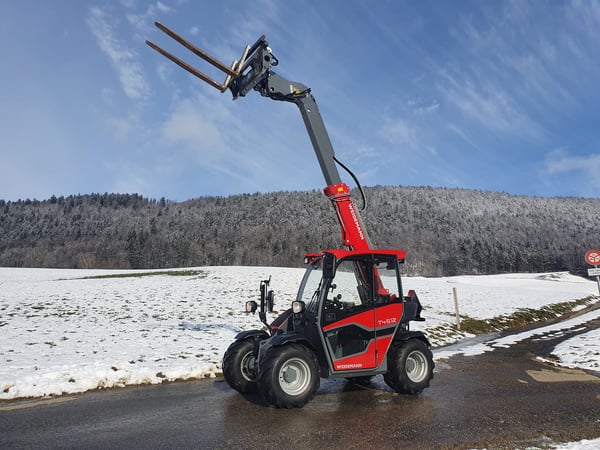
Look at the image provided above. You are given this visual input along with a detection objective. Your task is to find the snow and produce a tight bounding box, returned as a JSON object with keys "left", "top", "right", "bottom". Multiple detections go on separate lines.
{"left": 552, "top": 440, "right": 600, "bottom": 450}
{"left": 408, "top": 271, "right": 596, "bottom": 320}
{"left": 434, "top": 309, "right": 600, "bottom": 360}
{"left": 0, "top": 266, "right": 301, "bottom": 400}
{"left": 551, "top": 328, "right": 600, "bottom": 372}
{"left": 1, "top": 266, "right": 598, "bottom": 448}
{"left": 1, "top": 266, "right": 597, "bottom": 401}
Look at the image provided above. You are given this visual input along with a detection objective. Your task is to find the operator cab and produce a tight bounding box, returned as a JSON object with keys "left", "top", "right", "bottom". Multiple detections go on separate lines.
{"left": 292, "top": 250, "right": 423, "bottom": 374}
{"left": 296, "top": 249, "right": 407, "bottom": 313}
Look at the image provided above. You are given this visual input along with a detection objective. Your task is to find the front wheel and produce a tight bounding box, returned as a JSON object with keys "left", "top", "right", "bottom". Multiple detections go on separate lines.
{"left": 257, "top": 344, "right": 320, "bottom": 408}
{"left": 384, "top": 339, "right": 434, "bottom": 394}
{"left": 223, "top": 339, "right": 259, "bottom": 393}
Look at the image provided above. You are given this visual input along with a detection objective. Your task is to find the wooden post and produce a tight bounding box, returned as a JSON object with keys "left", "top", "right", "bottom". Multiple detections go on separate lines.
{"left": 452, "top": 287, "right": 461, "bottom": 330}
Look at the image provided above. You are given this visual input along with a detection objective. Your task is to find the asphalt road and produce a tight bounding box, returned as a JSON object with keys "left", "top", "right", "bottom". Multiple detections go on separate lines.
{"left": 1, "top": 310, "right": 599, "bottom": 450}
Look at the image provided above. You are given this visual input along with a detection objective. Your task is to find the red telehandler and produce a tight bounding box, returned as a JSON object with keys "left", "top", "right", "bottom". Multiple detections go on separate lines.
{"left": 147, "top": 24, "right": 434, "bottom": 408}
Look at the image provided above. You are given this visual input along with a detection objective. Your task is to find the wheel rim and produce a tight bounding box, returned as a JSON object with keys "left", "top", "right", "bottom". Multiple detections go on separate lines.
{"left": 240, "top": 351, "right": 256, "bottom": 382}
{"left": 278, "top": 357, "right": 311, "bottom": 396}
{"left": 406, "top": 350, "right": 429, "bottom": 383}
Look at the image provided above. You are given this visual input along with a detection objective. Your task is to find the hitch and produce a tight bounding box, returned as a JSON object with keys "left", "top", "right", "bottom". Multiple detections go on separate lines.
{"left": 146, "top": 22, "right": 275, "bottom": 99}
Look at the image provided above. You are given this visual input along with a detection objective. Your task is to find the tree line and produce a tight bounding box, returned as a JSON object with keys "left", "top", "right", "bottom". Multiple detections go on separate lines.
{"left": 1, "top": 187, "right": 598, "bottom": 277}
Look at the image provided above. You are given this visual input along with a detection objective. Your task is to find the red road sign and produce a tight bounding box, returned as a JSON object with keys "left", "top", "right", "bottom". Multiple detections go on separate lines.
{"left": 585, "top": 250, "right": 600, "bottom": 266}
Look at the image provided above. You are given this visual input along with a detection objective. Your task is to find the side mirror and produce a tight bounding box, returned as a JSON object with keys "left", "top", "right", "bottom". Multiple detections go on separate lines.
{"left": 245, "top": 301, "right": 258, "bottom": 314}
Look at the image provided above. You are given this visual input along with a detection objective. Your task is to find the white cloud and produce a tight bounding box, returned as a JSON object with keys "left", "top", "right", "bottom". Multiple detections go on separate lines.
{"left": 105, "top": 161, "right": 154, "bottom": 196}
{"left": 155, "top": 2, "right": 170, "bottom": 13}
{"left": 126, "top": 1, "right": 172, "bottom": 33}
{"left": 105, "top": 117, "right": 134, "bottom": 141}
{"left": 544, "top": 149, "right": 600, "bottom": 186}
{"left": 378, "top": 117, "right": 419, "bottom": 149}
{"left": 438, "top": 68, "right": 542, "bottom": 141}
{"left": 354, "top": 145, "right": 379, "bottom": 160}
{"left": 155, "top": 61, "right": 176, "bottom": 86}
{"left": 407, "top": 98, "right": 440, "bottom": 115}
{"left": 101, "top": 87, "right": 116, "bottom": 105}
{"left": 119, "top": 0, "right": 137, "bottom": 8}
{"left": 567, "top": 0, "right": 600, "bottom": 41}
{"left": 447, "top": 123, "right": 477, "bottom": 148}
{"left": 161, "top": 99, "right": 225, "bottom": 159}
{"left": 440, "top": 4, "right": 583, "bottom": 142}
{"left": 87, "top": 6, "right": 151, "bottom": 101}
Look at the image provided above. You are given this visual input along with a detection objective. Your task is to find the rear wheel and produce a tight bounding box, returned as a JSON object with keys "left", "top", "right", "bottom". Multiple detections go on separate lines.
{"left": 258, "top": 344, "right": 320, "bottom": 408}
{"left": 384, "top": 339, "right": 434, "bottom": 394}
{"left": 223, "top": 339, "right": 259, "bottom": 393}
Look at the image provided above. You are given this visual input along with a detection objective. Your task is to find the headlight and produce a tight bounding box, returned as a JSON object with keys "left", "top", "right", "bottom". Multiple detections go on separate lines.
{"left": 292, "top": 300, "right": 306, "bottom": 314}
{"left": 245, "top": 301, "right": 258, "bottom": 314}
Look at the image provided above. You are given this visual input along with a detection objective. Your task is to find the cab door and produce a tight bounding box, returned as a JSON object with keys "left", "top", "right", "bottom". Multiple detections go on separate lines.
{"left": 321, "top": 256, "right": 376, "bottom": 370}
{"left": 320, "top": 255, "right": 404, "bottom": 372}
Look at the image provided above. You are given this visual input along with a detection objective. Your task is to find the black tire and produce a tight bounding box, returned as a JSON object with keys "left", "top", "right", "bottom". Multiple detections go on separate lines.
{"left": 223, "top": 339, "right": 259, "bottom": 394}
{"left": 384, "top": 339, "right": 434, "bottom": 394}
{"left": 257, "top": 344, "right": 320, "bottom": 408}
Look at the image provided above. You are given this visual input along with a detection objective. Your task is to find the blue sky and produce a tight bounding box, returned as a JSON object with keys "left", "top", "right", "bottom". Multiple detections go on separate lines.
{"left": 2, "top": 0, "right": 600, "bottom": 201}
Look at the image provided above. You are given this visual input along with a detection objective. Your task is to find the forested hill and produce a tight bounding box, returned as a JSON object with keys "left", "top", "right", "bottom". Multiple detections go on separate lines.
{"left": 1, "top": 187, "right": 598, "bottom": 277}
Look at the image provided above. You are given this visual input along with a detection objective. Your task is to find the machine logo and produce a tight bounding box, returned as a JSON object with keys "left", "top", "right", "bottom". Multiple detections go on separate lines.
{"left": 337, "top": 363, "right": 363, "bottom": 370}
{"left": 377, "top": 317, "right": 397, "bottom": 327}
{"left": 347, "top": 203, "right": 365, "bottom": 241}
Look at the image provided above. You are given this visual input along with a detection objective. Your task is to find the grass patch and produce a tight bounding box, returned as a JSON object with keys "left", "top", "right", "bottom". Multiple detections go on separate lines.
{"left": 425, "top": 324, "right": 471, "bottom": 347}
{"left": 77, "top": 269, "right": 206, "bottom": 280}
{"left": 459, "top": 296, "right": 595, "bottom": 335}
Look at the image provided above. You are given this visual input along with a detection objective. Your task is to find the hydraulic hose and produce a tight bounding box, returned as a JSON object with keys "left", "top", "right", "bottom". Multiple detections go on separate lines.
{"left": 333, "top": 156, "right": 367, "bottom": 211}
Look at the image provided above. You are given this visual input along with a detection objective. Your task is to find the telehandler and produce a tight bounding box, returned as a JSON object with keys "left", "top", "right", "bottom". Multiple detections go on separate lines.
{"left": 147, "top": 24, "right": 434, "bottom": 408}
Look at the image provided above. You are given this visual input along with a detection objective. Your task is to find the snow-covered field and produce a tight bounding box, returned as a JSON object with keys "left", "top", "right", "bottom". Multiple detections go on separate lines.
{"left": 1, "top": 266, "right": 597, "bottom": 402}
{"left": 1, "top": 266, "right": 598, "bottom": 448}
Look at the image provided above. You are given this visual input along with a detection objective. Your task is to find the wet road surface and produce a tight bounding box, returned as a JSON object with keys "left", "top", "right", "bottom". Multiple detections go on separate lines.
{"left": 1, "top": 311, "right": 599, "bottom": 449}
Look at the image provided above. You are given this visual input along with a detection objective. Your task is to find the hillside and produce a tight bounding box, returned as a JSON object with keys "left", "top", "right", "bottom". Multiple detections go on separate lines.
{"left": 1, "top": 187, "right": 599, "bottom": 276}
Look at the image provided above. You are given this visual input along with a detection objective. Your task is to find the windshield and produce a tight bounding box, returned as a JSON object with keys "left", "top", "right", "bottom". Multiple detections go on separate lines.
{"left": 296, "top": 258, "right": 323, "bottom": 313}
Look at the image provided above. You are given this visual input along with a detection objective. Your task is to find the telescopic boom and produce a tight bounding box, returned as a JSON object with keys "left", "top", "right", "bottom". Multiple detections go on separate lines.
{"left": 147, "top": 23, "right": 372, "bottom": 251}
